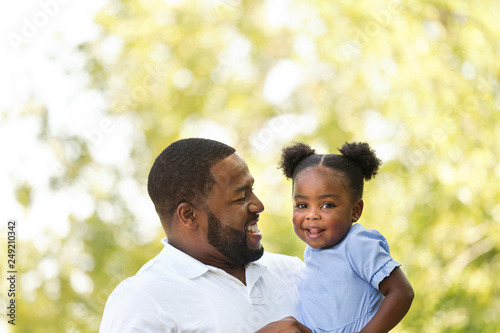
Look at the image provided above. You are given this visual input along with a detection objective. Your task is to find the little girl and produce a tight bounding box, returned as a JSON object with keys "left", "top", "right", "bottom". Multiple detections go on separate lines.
{"left": 279, "top": 141, "right": 414, "bottom": 333}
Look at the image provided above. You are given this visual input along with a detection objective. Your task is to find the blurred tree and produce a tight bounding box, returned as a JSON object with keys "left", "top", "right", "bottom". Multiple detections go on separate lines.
{"left": 8, "top": 0, "right": 500, "bottom": 332}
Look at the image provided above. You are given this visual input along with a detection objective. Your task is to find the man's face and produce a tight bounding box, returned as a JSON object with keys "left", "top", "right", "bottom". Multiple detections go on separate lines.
{"left": 205, "top": 153, "right": 265, "bottom": 265}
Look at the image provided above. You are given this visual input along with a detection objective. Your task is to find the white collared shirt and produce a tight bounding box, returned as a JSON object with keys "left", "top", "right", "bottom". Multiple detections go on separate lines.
{"left": 99, "top": 238, "right": 305, "bottom": 333}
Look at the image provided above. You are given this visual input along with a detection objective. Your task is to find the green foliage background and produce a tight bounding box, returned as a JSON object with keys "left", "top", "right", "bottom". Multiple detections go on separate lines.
{"left": 2, "top": 0, "right": 500, "bottom": 332}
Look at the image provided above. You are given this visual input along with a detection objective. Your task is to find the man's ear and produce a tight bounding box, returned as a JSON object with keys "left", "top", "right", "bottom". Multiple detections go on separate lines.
{"left": 352, "top": 199, "right": 364, "bottom": 222}
{"left": 176, "top": 202, "right": 199, "bottom": 229}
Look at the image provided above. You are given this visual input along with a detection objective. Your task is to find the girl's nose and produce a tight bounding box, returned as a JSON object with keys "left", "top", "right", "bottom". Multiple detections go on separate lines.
{"left": 305, "top": 207, "right": 320, "bottom": 220}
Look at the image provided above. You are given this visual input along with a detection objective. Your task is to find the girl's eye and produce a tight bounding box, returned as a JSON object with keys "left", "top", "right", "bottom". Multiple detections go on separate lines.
{"left": 296, "top": 203, "right": 307, "bottom": 209}
{"left": 322, "top": 203, "right": 334, "bottom": 209}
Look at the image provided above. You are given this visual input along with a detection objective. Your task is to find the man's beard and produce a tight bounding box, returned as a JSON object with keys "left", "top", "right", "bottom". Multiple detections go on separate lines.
{"left": 206, "top": 209, "right": 264, "bottom": 266}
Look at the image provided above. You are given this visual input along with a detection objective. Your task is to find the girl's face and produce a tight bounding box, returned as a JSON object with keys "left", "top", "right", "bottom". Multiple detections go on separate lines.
{"left": 292, "top": 166, "right": 363, "bottom": 249}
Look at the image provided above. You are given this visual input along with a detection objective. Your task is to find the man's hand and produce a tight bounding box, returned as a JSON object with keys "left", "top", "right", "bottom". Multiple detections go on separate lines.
{"left": 256, "top": 316, "right": 312, "bottom": 332}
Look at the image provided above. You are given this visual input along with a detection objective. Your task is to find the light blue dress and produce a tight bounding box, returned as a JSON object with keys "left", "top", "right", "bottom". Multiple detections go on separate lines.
{"left": 298, "top": 223, "right": 401, "bottom": 333}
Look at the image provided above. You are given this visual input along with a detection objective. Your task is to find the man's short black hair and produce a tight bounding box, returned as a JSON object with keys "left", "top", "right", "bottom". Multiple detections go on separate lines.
{"left": 147, "top": 138, "right": 236, "bottom": 230}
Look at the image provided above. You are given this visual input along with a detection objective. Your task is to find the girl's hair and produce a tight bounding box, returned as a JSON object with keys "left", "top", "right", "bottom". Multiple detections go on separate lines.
{"left": 279, "top": 142, "right": 382, "bottom": 200}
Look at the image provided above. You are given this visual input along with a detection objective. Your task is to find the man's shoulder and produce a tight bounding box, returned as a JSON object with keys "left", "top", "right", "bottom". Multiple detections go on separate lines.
{"left": 100, "top": 271, "right": 178, "bottom": 332}
{"left": 254, "top": 252, "right": 305, "bottom": 289}
{"left": 107, "top": 264, "right": 173, "bottom": 302}
{"left": 101, "top": 251, "right": 181, "bottom": 318}
{"left": 257, "top": 252, "right": 305, "bottom": 271}
{"left": 107, "top": 247, "right": 176, "bottom": 295}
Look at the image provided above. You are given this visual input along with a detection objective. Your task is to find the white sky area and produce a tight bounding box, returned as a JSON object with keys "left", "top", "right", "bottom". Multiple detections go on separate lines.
{"left": 0, "top": 1, "right": 122, "bottom": 313}
{"left": 0, "top": 0, "right": 116, "bottom": 245}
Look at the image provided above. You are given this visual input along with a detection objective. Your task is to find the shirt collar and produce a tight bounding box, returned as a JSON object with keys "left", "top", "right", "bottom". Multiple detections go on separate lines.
{"left": 245, "top": 262, "right": 267, "bottom": 290}
{"left": 160, "top": 238, "right": 268, "bottom": 283}
{"left": 160, "top": 238, "right": 210, "bottom": 279}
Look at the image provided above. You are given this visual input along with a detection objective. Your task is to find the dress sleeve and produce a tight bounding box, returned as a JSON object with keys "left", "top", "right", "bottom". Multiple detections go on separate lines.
{"left": 345, "top": 226, "right": 401, "bottom": 290}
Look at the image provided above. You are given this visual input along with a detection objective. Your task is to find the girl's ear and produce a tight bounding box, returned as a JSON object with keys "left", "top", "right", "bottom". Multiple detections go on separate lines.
{"left": 352, "top": 199, "right": 364, "bottom": 222}
{"left": 176, "top": 202, "right": 199, "bottom": 229}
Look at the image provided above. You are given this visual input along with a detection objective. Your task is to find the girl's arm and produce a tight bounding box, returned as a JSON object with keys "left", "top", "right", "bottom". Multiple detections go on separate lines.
{"left": 360, "top": 267, "right": 414, "bottom": 333}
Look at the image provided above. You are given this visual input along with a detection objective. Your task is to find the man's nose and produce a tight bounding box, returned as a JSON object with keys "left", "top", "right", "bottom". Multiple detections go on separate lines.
{"left": 249, "top": 192, "right": 264, "bottom": 213}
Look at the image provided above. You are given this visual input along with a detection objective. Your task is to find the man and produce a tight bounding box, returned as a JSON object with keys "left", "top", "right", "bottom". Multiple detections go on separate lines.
{"left": 100, "top": 138, "right": 310, "bottom": 332}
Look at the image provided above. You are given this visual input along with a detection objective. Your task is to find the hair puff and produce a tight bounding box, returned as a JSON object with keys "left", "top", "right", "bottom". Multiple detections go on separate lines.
{"left": 279, "top": 142, "right": 317, "bottom": 179}
{"left": 338, "top": 142, "right": 381, "bottom": 181}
